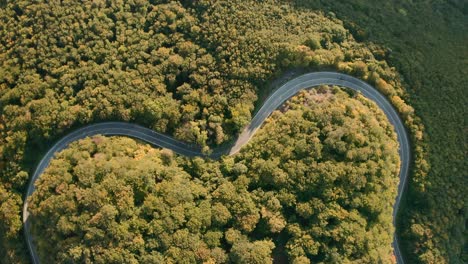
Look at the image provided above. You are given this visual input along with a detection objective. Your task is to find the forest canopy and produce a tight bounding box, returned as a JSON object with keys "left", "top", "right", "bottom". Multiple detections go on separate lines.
{"left": 290, "top": 1, "right": 467, "bottom": 263}
{"left": 0, "top": 0, "right": 432, "bottom": 263}
{"left": 29, "top": 88, "right": 400, "bottom": 263}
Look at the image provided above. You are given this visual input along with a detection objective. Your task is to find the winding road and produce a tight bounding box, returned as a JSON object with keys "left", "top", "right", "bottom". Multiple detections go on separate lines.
{"left": 23, "top": 72, "right": 410, "bottom": 264}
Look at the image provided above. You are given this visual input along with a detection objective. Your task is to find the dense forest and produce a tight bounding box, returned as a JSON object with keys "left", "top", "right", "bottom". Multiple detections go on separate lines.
{"left": 0, "top": 1, "right": 419, "bottom": 262}
{"left": 29, "top": 88, "right": 400, "bottom": 263}
{"left": 290, "top": 1, "right": 467, "bottom": 263}
{"left": 0, "top": 0, "right": 461, "bottom": 263}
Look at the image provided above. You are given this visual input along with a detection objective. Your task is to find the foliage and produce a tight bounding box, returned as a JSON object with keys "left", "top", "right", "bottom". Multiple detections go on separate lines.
{"left": 288, "top": 1, "right": 467, "bottom": 263}
{"left": 0, "top": 0, "right": 427, "bottom": 262}
{"left": 28, "top": 88, "right": 399, "bottom": 263}
{"left": 235, "top": 88, "right": 399, "bottom": 262}
{"left": 29, "top": 136, "right": 219, "bottom": 263}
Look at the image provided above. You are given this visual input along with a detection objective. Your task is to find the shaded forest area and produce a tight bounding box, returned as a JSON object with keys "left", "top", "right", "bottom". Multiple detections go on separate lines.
{"left": 290, "top": 1, "right": 467, "bottom": 263}
{"left": 29, "top": 88, "right": 399, "bottom": 263}
{"left": 0, "top": 0, "right": 427, "bottom": 263}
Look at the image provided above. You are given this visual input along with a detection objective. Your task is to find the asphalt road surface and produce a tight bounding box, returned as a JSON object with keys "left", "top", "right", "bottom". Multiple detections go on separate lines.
{"left": 23, "top": 72, "right": 410, "bottom": 264}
